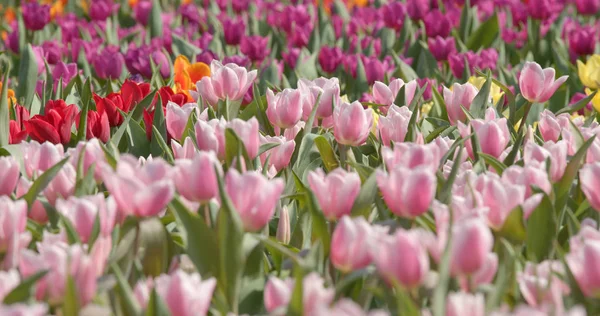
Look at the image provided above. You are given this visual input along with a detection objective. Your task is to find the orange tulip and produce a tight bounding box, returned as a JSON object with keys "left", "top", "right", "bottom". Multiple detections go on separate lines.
{"left": 173, "top": 55, "right": 211, "bottom": 101}
{"left": 0, "top": 82, "right": 17, "bottom": 108}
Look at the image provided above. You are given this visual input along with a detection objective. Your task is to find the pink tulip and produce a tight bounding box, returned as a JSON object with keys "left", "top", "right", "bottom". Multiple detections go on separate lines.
{"left": 307, "top": 168, "right": 361, "bottom": 220}
{"left": 381, "top": 142, "right": 441, "bottom": 173}
{"left": 567, "top": 239, "right": 600, "bottom": 297}
{"left": 580, "top": 162, "right": 600, "bottom": 212}
{"left": 43, "top": 163, "right": 76, "bottom": 205}
{"left": 166, "top": 102, "right": 197, "bottom": 141}
{"left": 154, "top": 270, "right": 217, "bottom": 316}
{"left": 458, "top": 253, "right": 498, "bottom": 291}
{"left": 264, "top": 277, "right": 294, "bottom": 314}
{"left": 331, "top": 216, "right": 372, "bottom": 272}
{"left": 276, "top": 206, "right": 291, "bottom": 244}
{"left": 67, "top": 139, "right": 107, "bottom": 182}
{"left": 458, "top": 108, "right": 510, "bottom": 159}
{"left": 519, "top": 62, "right": 568, "bottom": 103}
{"left": 266, "top": 88, "right": 304, "bottom": 129}
{"left": 297, "top": 77, "right": 340, "bottom": 119}
{"left": 0, "top": 197, "right": 31, "bottom": 269}
{"left": 102, "top": 156, "right": 175, "bottom": 218}
{"left": 195, "top": 118, "right": 226, "bottom": 159}
{"left": 15, "top": 178, "right": 47, "bottom": 224}
{"left": 0, "top": 304, "right": 48, "bottom": 316}
{"left": 174, "top": 151, "right": 222, "bottom": 203}
{"left": 333, "top": 101, "right": 373, "bottom": 146}
{"left": 283, "top": 121, "right": 305, "bottom": 141}
{"left": 450, "top": 217, "right": 494, "bottom": 276}
{"left": 538, "top": 110, "right": 571, "bottom": 143}
{"left": 194, "top": 60, "right": 257, "bottom": 106}
{"left": 372, "top": 79, "right": 417, "bottom": 107}
{"left": 524, "top": 141, "right": 568, "bottom": 182}
{"left": 55, "top": 194, "right": 117, "bottom": 243}
{"left": 371, "top": 228, "right": 429, "bottom": 288}
{"left": 518, "top": 261, "right": 569, "bottom": 310}
{"left": 502, "top": 164, "right": 552, "bottom": 197}
{"left": 225, "top": 169, "right": 284, "bottom": 231}
{"left": 171, "top": 137, "right": 199, "bottom": 159}
{"left": 22, "top": 141, "right": 64, "bottom": 178}
{"left": 259, "top": 135, "right": 296, "bottom": 172}
{"left": 472, "top": 173, "right": 525, "bottom": 229}
{"left": 0, "top": 157, "right": 19, "bottom": 196}
{"left": 302, "top": 273, "right": 335, "bottom": 315}
{"left": 446, "top": 292, "right": 485, "bottom": 316}
{"left": 0, "top": 270, "right": 19, "bottom": 302}
{"left": 443, "top": 83, "right": 479, "bottom": 125}
{"left": 227, "top": 117, "right": 260, "bottom": 159}
{"left": 376, "top": 167, "right": 436, "bottom": 218}
{"left": 378, "top": 105, "right": 412, "bottom": 146}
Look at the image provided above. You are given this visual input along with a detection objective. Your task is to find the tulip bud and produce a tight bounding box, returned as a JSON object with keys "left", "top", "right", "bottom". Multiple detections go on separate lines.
{"left": 307, "top": 168, "right": 361, "bottom": 220}
{"left": 443, "top": 82, "right": 479, "bottom": 125}
{"left": 428, "top": 36, "right": 456, "bottom": 61}
{"left": 22, "top": 2, "right": 50, "bottom": 31}
{"left": 331, "top": 216, "right": 372, "bottom": 272}
{"left": 174, "top": 151, "right": 221, "bottom": 203}
{"left": 575, "top": 0, "right": 600, "bottom": 15}
{"left": 333, "top": 101, "right": 373, "bottom": 146}
{"left": 266, "top": 88, "right": 304, "bottom": 129}
{"left": 450, "top": 217, "right": 494, "bottom": 276}
{"left": 318, "top": 46, "right": 343, "bottom": 74}
{"left": 424, "top": 10, "right": 451, "bottom": 38}
{"left": 376, "top": 167, "right": 436, "bottom": 218}
{"left": 264, "top": 277, "right": 294, "bottom": 314}
{"left": 519, "top": 62, "right": 568, "bottom": 103}
{"left": 259, "top": 135, "right": 296, "bottom": 172}
{"left": 222, "top": 16, "right": 245, "bottom": 46}
{"left": 276, "top": 207, "right": 291, "bottom": 244}
{"left": 0, "top": 157, "right": 19, "bottom": 196}
{"left": 240, "top": 35, "right": 270, "bottom": 63}
{"left": 569, "top": 26, "right": 596, "bottom": 57}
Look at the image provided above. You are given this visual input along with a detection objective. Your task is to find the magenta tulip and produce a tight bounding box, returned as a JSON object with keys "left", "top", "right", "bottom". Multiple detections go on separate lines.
{"left": 519, "top": 62, "right": 568, "bottom": 103}
{"left": 307, "top": 168, "right": 361, "bottom": 220}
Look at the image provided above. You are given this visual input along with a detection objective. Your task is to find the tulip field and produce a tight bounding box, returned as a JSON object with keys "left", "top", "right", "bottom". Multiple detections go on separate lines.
{"left": 2, "top": 0, "right": 600, "bottom": 315}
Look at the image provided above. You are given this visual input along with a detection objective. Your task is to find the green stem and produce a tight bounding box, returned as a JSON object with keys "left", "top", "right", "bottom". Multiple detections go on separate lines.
{"left": 517, "top": 101, "right": 533, "bottom": 134}
{"left": 339, "top": 144, "right": 347, "bottom": 169}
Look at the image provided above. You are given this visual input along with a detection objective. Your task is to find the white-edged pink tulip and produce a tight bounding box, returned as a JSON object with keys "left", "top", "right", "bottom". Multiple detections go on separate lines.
{"left": 376, "top": 167, "right": 436, "bottom": 218}
{"left": 194, "top": 60, "right": 257, "bottom": 106}
{"left": 378, "top": 105, "right": 412, "bottom": 146}
{"left": 443, "top": 82, "right": 479, "bottom": 125}
{"left": 331, "top": 216, "right": 372, "bottom": 272}
{"left": 333, "top": 101, "right": 373, "bottom": 146}
{"left": 166, "top": 102, "right": 197, "bottom": 141}
{"left": 266, "top": 88, "right": 304, "bottom": 129}
{"left": 259, "top": 135, "right": 296, "bottom": 172}
{"left": 298, "top": 77, "right": 341, "bottom": 119}
{"left": 519, "top": 62, "right": 568, "bottom": 103}
{"left": 0, "top": 157, "right": 19, "bottom": 196}
{"left": 307, "top": 168, "right": 361, "bottom": 220}
{"left": 55, "top": 194, "right": 117, "bottom": 243}
{"left": 174, "top": 151, "right": 222, "bottom": 203}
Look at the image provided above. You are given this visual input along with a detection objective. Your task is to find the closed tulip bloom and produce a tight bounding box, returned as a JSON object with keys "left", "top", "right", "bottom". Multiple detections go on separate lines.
{"left": 0, "top": 157, "right": 19, "bottom": 196}
{"left": 372, "top": 79, "right": 417, "bottom": 108}
{"left": 22, "top": 2, "right": 50, "bottom": 31}
{"left": 371, "top": 229, "right": 429, "bottom": 288}
{"left": 307, "top": 168, "right": 361, "bottom": 220}
{"left": 382, "top": 2, "right": 406, "bottom": 31}
{"left": 567, "top": 236, "right": 600, "bottom": 297}
{"left": 446, "top": 292, "right": 485, "bottom": 316}
{"left": 75, "top": 110, "right": 110, "bottom": 143}
{"left": 93, "top": 46, "right": 124, "bottom": 80}
{"left": 378, "top": 105, "right": 412, "bottom": 146}
{"left": 174, "top": 152, "right": 221, "bottom": 203}
{"left": 264, "top": 277, "right": 294, "bottom": 314}
{"left": 153, "top": 270, "right": 217, "bottom": 316}
{"left": 333, "top": 101, "right": 373, "bottom": 146}
{"left": 331, "top": 216, "right": 372, "bottom": 272}
{"left": 381, "top": 142, "right": 441, "bottom": 172}
{"left": 577, "top": 55, "right": 600, "bottom": 90}
{"left": 450, "top": 217, "right": 494, "bottom": 276}
{"left": 89, "top": 0, "right": 117, "bottom": 21}
{"left": 166, "top": 102, "right": 197, "bottom": 141}
{"left": 228, "top": 118, "right": 260, "bottom": 159}
{"left": 55, "top": 194, "right": 117, "bottom": 243}
{"left": 43, "top": 163, "right": 76, "bottom": 205}
{"left": 575, "top": 0, "right": 600, "bottom": 15}
{"left": 519, "top": 62, "right": 568, "bottom": 103}
{"left": 222, "top": 16, "right": 245, "bottom": 46}
{"left": 225, "top": 170, "right": 285, "bottom": 231}
{"left": 240, "top": 35, "right": 270, "bottom": 63}
{"left": 194, "top": 118, "right": 226, "bottom": 159}
{"left": 443, "top": 83, "right": 479, "bottom": 125}
{"left": 524, "top": 141, "right": 568, "bottom": 182}
{"left": 171, "top": 137, "right": 198, "bottom": 160}
{"left": 580, "top": 162, "right": 600, "bottom": 212}
{"left": 538, "top": 110, "right": 571, "bottom": 142}
{"left": 470, "top": 173, "right": 525, "bottom": 229}
{"left": 569, "top": 26, "right": 596, "bottom": 57}
{"left": 276, "top": 206, "right": 291, "bottom": 244}
{"left": 424, "top": 10, "right": 451, "bottom": 38}
{"left": 503, "top": 164, "right": 552, "bottom": 197}
{"left": 194, "top": 60, "right": 258, "bottom": 106}
{"left": 0, "top": 198, "right": 30, "bottom": 269}
{"left": 16, "top": 179, "right": 47, "bottom": 224}
{"left": 24, "top": 100, "right": 78, "bottom": 145}
{"left": 458, "top": 108, "right": 511, "bottom": 159}
{"left": 259, "top": 135, "right": 296, "bottom": 172}
{"left": 22, "top": 141, "right": 64, "bottom": 178}
{"left": 318, "top": 46, "right": 343, "bottom": 73}
{"left": 428, "top": 36, "right": 457, "bottom": 61}
{"left": 266, "top": 88, "right": 304, "bottom": 129}
{"left": 518, "top": 260, "right": 569, "bottom": 309}
{"left": 376, "top": 167, "right": 436, "bottom": 218}
{"left": 297, "top": 77, "right": 341, "bottom": 119}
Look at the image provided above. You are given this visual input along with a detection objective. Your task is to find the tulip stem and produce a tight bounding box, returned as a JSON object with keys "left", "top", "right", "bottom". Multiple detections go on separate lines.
{"left": 339, "top": 144, "right": 348, "bottom": 169}
{"left": 517, "top": 101, "right": 533, "bottom": 134}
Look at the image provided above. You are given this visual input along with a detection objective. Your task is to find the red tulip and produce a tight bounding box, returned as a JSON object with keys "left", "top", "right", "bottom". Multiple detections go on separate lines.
{"left": 9, "top": 105, "right": 30, "bottom": 144}
{"left": 94, "top": 93, "right": 126, "bottom": 127}
{"left": 24, "top": 100, "right": 78, "bottom": 145}
{"left": 75, "top": 110, "right": 110, "bottom": 143}
{"left": 121, "top": 79, "right": 151, "bottom": 110}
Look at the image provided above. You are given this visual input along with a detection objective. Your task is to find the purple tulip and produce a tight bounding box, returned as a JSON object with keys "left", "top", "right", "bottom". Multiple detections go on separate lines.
{"left": 240, "top": 35, "right": 270, "bottom": 63}
{"left": 569, "top": 26, "right": 596, "bottom": 57}
{"left": 196, "top": 50, "right": 218, "bottom": 65}
{"left": 448, "top": 51, "right": 480, "bottom": 78}
{"left": 179, "top": 4, "right": 202, "bottom": 25}
{"left": 428, "top": 36, "right": 456, "bottom": 61}
{"left": 134, "top": 0, "right": 153, "bottom": 26}
{"left": 527, "top": 0, "right": 561, "bottom": 20}
{"left": 361, "top": 55, "right": 386, "bottom": 85}
{"left": 478, "top": 48, "right": 499, "bottom": 71}
{"left": 222, "top": 16, "right": 245, "bottom": 46}
{"left": 282, "top": 48, "right": 301, "bottom": 69}
{"left": 197, "top": 32, "right": 213, "bottom": 50}
{"left": 41, "top": 41, "right": 62, "bottom": 65}
{"left": 406, "top": 0, "right": 430, "bottom": 20}
{"left": 318, "top": 46, "right": 343, "bottom": 73}
{"left": 125, "top": 44, "right": 170, "bottom": 79}
{"left": 52, "top": 62, "right": 78, "bottom": 89}
{"left": 222, "top": 55, "right": 250, "bottom": 67}
{"left": 89, "top": 0, "right": 118, "bottom": 21}
{"left": 22, "top": 2, "right": 50, "bottom": 31}
{"left": 424, "top": 10, "right": 451, "bottom": 38}
{"left": 381, "top": 2, "right": 406, "bottom": 31}
{"left": 569, "top": 92, "right": 594, "bottom": 114}
{"left": 93, "top": 46, "right": 124, "bottom": 80}
{"left": 575, "top": 0, "right": 600, "bottom": 14}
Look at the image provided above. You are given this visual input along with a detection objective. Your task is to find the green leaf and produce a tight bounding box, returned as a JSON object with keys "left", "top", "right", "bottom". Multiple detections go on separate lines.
{"left": 350, "top": 172, "right": 378, "bottom": 217}
{"left": 556, "top": 91, "right": 596, "bottom": 115}
{"left": 62, "top": 275, "right": 80, "bottom": 316}
{"left": 525, "top": 194, "right": 556, "bottom": 262}
{"left": 391, "top": 51, "right": 418, "bottom": 81}
{"left": 293, "top": 172, "right": 331, "bottom": 255}
{"left": 3, "top": 270, "right": 48, "bottom": 304}
{"left": 496, "top": 207, "right": 527, "bottom": 243}
{"left": 466, "top": 14, "right": 499, "bottom": 50}
{"left": 171, "top": 34, "right": 202, "bottom": 59}
{"left": 314, "top": 136, "right": 339, "bottom": 172}
{"left": 469, "top": 74, "right": 492, "bottom": 118}
{"left": 438, "top": 144, "right": 464, "bottom": 204}
{"left": 76, "top": 78, "right": 93, "bottom": 142}
{"left": 303, "top": 93, "right": 322, "bottom": 138}
{"left": 479, "top": 153, "right": 507, "bottom": 174}
{"left": 145, "top": 289, "right": 170, "bottom": 316}
{"left": 149, "top": 0, "right": 163, "bottom": 38}
{"left": 127, "top": 119, "right": 151, "bottom": 157}
{"left": 170, "top": 198, "right": 220, "bottom": 278}
{"left": 61, "top": 215, "right": 82, "bottom": 244}
{"left": 23, "top": 157, "right": 70, "bottom": 208}
{"left": 555, "top": 136, "right": 595, "bottom": 212}
{"left": 288, "top": 265, "right": 305, "bottom": 316}
{"left": 139, "top": 218, "right": 170, "bottom": 277}
{"left": 110, "top": 263, "right": 142, "bottom": 316}
{"left": 502, "top": 130, "right": 524, "bottom": 166}
{"left": 0, "top": 63, "right": 10, "bottom": 147}
{"left": 225, "top": 128, "right": 251, "bottom": 170}
{"left": 17, "top": 44, "right": 39, "bottom": 110}
{"left": 152, "top": 126, "right": 175, "bottom": 163}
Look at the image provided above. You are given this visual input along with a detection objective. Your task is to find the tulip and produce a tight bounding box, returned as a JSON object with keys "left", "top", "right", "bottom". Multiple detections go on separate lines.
{"left": 578, "top": 55, "right": 600, "bottom": 90}
{"left": 264, "top": 277, "right": 294, "bottom": 314}
{"left": 446, "top": 292, "right": 485, "bottom": 316}
{"left": 9, "top": 105, "right": 30, "bottom": 145}
{"left": 376, "top": 167, "right": 436, "bottom": 218}
{"left": 16, "top": 178, "right": 47, "bottom": 224}
{"left": 307, "top": 168, "right": 361, "bottom": 220}
{"left": 318, "top": 46, "right": 343, "bottom": 73}
{"left": 372, "top": 79, "right": 417, "bottom": 108}
{"left": 22, "top": 2, "right": 50, "bottom": 31}
{"left": 469, "top": 173, "right": 525, "bottom": 229}
{"left": 580, "top": 162, "right": 600, "bottom": 212}
{"left": 0, "top": 304, "right": 48, "bottom": 316}
{"left": 428, "top": 36, "right": 457, "bottom": 61}
{"left": 333, "top": 101, "right": 373, "bottom": 146}
{"left": 51, "top": 62, "right": 78, "bottom": 91}
{"left": 448, "top": 51, "right": 480, "bottom": 78}
{"left": 575, "top": 0, "right": 600, "bottom": 14}
{"left": 225, "top": 169, "right": 285, "bottom": 231}
{"left": 458, "top": 253, "right": 499, "bottom": 291}
{"left": 24, "top": 100, "right": 78, "bottom": 145}
{"left": 22, "top": 141, "right": 64, "bottom": 178}
{"left": 518, "top": 261, "right": 569, "bottom": 309}
{"left": 297, "top": 77, "right": 341, "bottom": 119}
{"left": 0, "top": 270, "right": 19, "bottom": 302}
{"left": 443, "top": 83, "right": 479, "bottom": 125}
{"left": 406, "top": 0, "right": 429, "bottom": 20}
{"left": 194, "top": 60, "right": 258, "bottom": 106}
{"left": 75, "top": 110, "right": 110, "bottom": 143}
{"left": 134, "top": 0, "right": 152, "bottom": 25}
{"left": 222, "top": 16, "right": 245, "bottom": 46}
{"left": 381, "top": 2, "right": 406, "bottom": 31}
{"left": 538, "top": 109, "right": 571, "bottom": 142}
{"left": 151, "top": 270, "right": 216, "bottom": 316}
{"left": 424, "top": 10, "right": 451, "bottom": 38}
{"left": 228, "top": 118, "right": 260, "bottom": 159}
{"left": 124, "top": 44, "right": 171, "bottom": 79}
{"left": 240, "top": 35, "right": 270, "bottom": 63}
{"left": 194, "top": 118, "right": 225, "bottom": 158}
{"left": 93, "top": 46, "right": 124, "bottom": 80}
{"left": 43, "top": 162, "right": 76, "bottom": 205}
{"left": 569, "top": 26, "right": 596, "bottom": 57}
{"left": 174, "top": 152, "right": 221, "bottom": 203}
{"left": 0, "top": 198, "right": 30, "bottom": 269}
{"left": 266, "top": 88, "right": 304, "bottom": 129}
{"left": 166, "top": 102, "right": 197, "bottom": 141}
{"left": 89, "top": 0, "right": 117, "bottom": 21}
{"left": 331, "top": 216, "right": 372, "bottom": 272}
{"left": 259, "top": 135, "right": 296, "bottom": 172}
{"left": 371, "top": 229, "right": 429, "bottom": 288}
{"left": 302, "top": 273, "right": 336, "bottom": 315}
{"left": 450, "top": 217, "right": 494, "bottom": 276}
{"left": 524, "top": 141, "right": 568, "bottom": 182}
{"left": 458, "top": 108, "right": 511, "bottom": 159}
{"left": 519, "top": 62, "right": 568, "bottom": 103}
{"left": 55, "top": 194, "right": 117, "bottom": 243}
{"left": 171, "top": 137, "right": 198, "bottom": 160}
{"left": 0, "top": 157, "right": 19, "bottom": 196}
{"left": 378, "top": 105, "right": 412, "bottom": 146}
{"left": 381, "top": 142, "right": 441, "bottom": 172}
{"left": 276, "top": 206, "right": 291, "bottom": 244}
{"left": 282, "top": 48, "right": 301, "bottom": 69}
{"left": 503, "top": 164, "right": 552, "bottom": 197}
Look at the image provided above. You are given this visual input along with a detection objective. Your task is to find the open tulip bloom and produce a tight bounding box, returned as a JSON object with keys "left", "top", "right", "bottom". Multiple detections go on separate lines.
{"left": 0, "top": 0, "right": 599, "bottom": 315}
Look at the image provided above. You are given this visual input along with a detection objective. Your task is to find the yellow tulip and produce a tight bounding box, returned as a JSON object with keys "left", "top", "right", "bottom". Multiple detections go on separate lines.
{"left": 585, "top": 88, "right": 600, "bottom": 113}
{"left": 467, "top": 76, "right": 504, "bottom": 105}
{"left": 577, "top": 55, "right": 600, "bottom": 90}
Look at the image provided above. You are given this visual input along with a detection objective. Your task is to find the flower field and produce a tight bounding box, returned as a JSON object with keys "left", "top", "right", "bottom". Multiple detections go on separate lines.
{"left": 0, "top": 0, "right": 600, "bottom": 315}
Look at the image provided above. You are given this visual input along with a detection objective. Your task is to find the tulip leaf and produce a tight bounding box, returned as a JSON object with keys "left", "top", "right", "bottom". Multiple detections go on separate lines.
{"left": 350, "top": 171, "right": 378, "bottom": 218}
{"left": 497, "top": 206, "right": 527, "bottom": 243}
{"left": 3, "top": 270, "right": 48, "bottom": 304}
{"left": 0, "top": 63, "right": 10, "bottom": 147}
{"left": 391, "top": 51, "right": 418, "bottom": 82}
{"left": 150, "top": 95, "right": 168, "bottom": 157}
{"left": 17, "top": 44, "right": 39, "bottom": 110}
{"left": 62, "top": 275, "right": 80, "bottom": 316}
{"left": 172, "top": 34, "right": 202, "bottom": 60}
{"left": 502, "top": 130, "right": 524, "bottom": 166}
{"left": 61, "top": 215, "right": 82, "bottom": 245}
{"left": 405, "top": 102, "right": 421, "bottom": 142}
{"left": 152, "top": 125, "right": 175, "bottom": 163}
{"left": 76, "top": 78, "right": 93, "bottom": 142}
{"left": 288, "top": 264, "right": 305, "bottom": 316}
{"left": 224, "top": 128, "right": 251, "bottom": 170}
{"left": 149, "top": 0, "right": 163, "bottom": 38}
{"left": 479, "top": 153, "right": 507, "bottom": 174}
{"left": 439, "top": 144, "right": 464, "bottom": 204}
{"left": 314, "top": 135, "right": 339, "bottom": 172}
{"left": 555, "top": 136, "right": 595, "bottom": 213}
{"left": 466, "top": 14, "right": 499, "bottom": 50}
{"left": 170, "top": 198, "right": 220, "bottom": 278}
{"left": 556, "top": 91, "right": 596, "bottom": 115}
{"left": 485, "top": 240, "right": 516, "bottom": 312}
{"left": 303, "top": 93, "right": 322, "bottom": 138}
{"left": 525, "top": 194, "right": 556, "bottom": 262}
{"left": 110, "top": 263, "right": 143, "bottom": 316}
{"left": 23, "top": 157, "right": 70, "bottom": 208}
{"left": 470, "top": 74, "right": 492, "bottom": 119}
{"left": 416, "top": 42, "right": 439, "bottom": 79}
{"left": 292, "top": 133, "right": 320, "bottom": 180}
{"left": 42, "top": 60, "right": 53, "bottom": 111}
{"left": 145, "top": 289, "right": 170, "bottom": 316}
{"left": 258, "top": 142, "right": 280, "bottom": 157}
{"left": 127, "top": 119, "right": 151, "bottom": 157}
